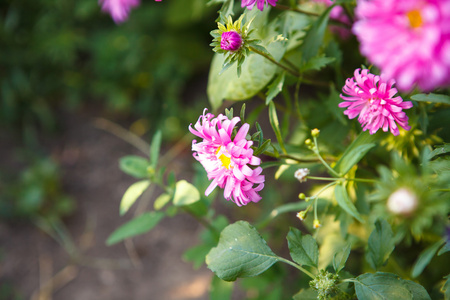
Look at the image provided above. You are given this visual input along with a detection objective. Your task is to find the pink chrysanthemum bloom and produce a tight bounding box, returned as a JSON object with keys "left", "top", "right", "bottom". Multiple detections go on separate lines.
{"left": 339, "top": 69, "right": 413, "bottom": 136}
{"left": 241, "top": 0, "right": 278, "bottom": 11}
{"left": 189, "top": 110, "right": 265, "bottom": 206}
{"left": 99, "top": 0, "right": 140, "bottom": 23}
{"left": 220, "top": 31, "right": 243, "bottom": 51}
{"left": 353, "top": 0, "right": 450, "bottom": 92}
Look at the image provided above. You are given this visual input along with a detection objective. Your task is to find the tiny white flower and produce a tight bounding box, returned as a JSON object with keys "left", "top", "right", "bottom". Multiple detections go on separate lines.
{"left": 294, "top": 168, "right": 310, "bottom": 182}
{"left": 387, "top": 188, "right": 418, "bottom": 215}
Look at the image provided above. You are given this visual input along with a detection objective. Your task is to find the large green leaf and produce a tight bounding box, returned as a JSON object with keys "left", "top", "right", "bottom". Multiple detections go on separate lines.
{"left": 120, "top": 180, "right": 151, "bottom": 215}
{"left": 365, "top": 219, "right": 395, "bottom": 270}
{"left": 206, "top": 221, "right": 280, "bottom": 281}
{"left": 173, "top": 180, "right": 201, "bottom": 206}
{"left": 411, "top": 93, "right": 450, "bottom": 105}
{"left": 354, "top": 272, "right": 430, "bottom": 300}
{"left": 411, "top": 240, "right": 445, "bottom": 278}
{"left": 333, "top": 131, "right": 378, "bottom": 176}
{"left": 106, "top": 211, "right": 164, "bottom": 245}
{"left": 207, "top": 11, "right": 287, "bottom": 109}
{"left": 119, "top": 155, "right": 150, "bottom": 179}
{"left": 334, "top": 184, "right": 363, "bottom": 222}
{"left": 287, "top": 227, "right": 319, "bottom": 268}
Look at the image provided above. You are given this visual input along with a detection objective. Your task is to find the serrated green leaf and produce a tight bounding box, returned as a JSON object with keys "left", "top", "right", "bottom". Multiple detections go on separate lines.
{"left": 269, "top": 101, "right": 287, "bottom": 154}
{"left": 287, "top": 227, "right": 319, "bottom": 268}
{"left": 265, "top": 71, "right": 285, "bottom": 105}
{"left": 411, "top": 93, "right": 450, "bottom": 105}
{"left": 355, "top": 272, "right": 413, "bottom": 300}
{"left": 206, "top": 221, "right": 280, "bottom": 281}
{"left": 153, "top": 193, "right": 171, "bottom": 210}
{"left": 150, "top": 130, "right": 162, "bottom": 169}
{"left": 210, "top": 275, "right": 234, "bottom": 300}
{"left": 365, "top": 219, "right": 395, "bottom": 270}
{"left": 334, "top": 131, "right": 378, "bottom": 176}
{"left": 173, "top": 180, "right": 201, "bottom": 206}
{"left": 333, "top": 243, "right": 351, "bottom": 273}
{"left": 119, "top": 156, "right": 150, "bottom": 179}
{"left": 411, "top": 240, "right": 445, "bottom": 278}
{"left": 334, "top": 184, "right": 363, "bottom": 222}
{"left": 120, "top": 180, "right": 150, "bottom": 215}
{"left": 106, "top": 211, "right": 164, "bottom": 245}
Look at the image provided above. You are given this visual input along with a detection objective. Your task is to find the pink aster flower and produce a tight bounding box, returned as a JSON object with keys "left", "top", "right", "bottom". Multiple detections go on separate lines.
{"left": 339, "top": 69, "right": 413, "bottom": 136}
{"left": 241, "top": 0, "right": 278, "bottom": 11}
{"left": 221, "top": 31, "right": 243, "bottom": 51}
{"left": 353, "top": 0, "right": 450, "bottom": 92}
{"left": 189, "top": 110, "right": 265, "bottom": 206}
{"left": 99, "top": 0, "right": 140, "bottom": 23}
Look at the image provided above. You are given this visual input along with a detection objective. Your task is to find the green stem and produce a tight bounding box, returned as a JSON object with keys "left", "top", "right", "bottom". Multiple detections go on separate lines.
{"left": 278, "top": 257, "right": 315, "bottom": 279}
{"left": 249, "top": 46, "right": 300, "bottom": 77}
{"left": 313, "top": 136, "right": 341, "bottom": 178}
{"left": 307, "top": 176, "right": 378, "bottom": 184}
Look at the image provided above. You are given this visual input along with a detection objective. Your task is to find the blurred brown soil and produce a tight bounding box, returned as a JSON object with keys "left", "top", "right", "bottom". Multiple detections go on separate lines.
{"left": 0, "top": 108, "right": 212, "bottom": 300}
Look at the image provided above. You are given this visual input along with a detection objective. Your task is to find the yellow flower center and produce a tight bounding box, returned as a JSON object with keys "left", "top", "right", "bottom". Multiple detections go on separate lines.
{"left": 216, "top": 147, "right": 231, "bottom": 169}
{"left": 407, "top": 9, "right": 423, "bottom": 29}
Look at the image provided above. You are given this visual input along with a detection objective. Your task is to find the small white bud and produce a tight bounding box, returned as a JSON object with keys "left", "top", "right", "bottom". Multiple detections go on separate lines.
{"left": 295, "top": 168, "right": 310, "bottom": 182}
{"left": 387, "top": 188, "right": 418, "bottom": 215}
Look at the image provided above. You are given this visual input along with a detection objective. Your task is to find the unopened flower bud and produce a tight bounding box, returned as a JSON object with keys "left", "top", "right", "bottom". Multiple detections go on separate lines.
{"left": 311, "top": 128, "right": 320, "bottom": 137}
{"left": 305, "top": 139, "right": 312, "bottom": 146}
{"left": 313, "top": 219, "right": 321, "bottom": 229}
{"left": 299, "top": 193, "right": 306, "bottom": 200}
{"left": 296, "top": 210, "right": 307, "bottom": 221}
{"left": 220, "top": 31, "right": 243, "bottom": 51}
{"left": 387, "top": 188, "right": 418, "bottom": 216}
{"left": 295, "top": 168, "right": 310, "bottom": 183}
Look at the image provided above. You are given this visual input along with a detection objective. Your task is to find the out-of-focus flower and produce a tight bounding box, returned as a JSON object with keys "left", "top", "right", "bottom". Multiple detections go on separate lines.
{"left": 295, "top": 168, "right": 310, "bottom": 183}
{"left": 241, "top": 0, "right": 278, "bottom": 11}
{"left": 297, "top": 210, "right": 307, "bottom": 221}
{"left": 312, "top": 0, "right": 352, "bottom": 39}
{"left": 220, "top": 31, "right": 243, "bottom": 51}
{"left": 313, "top": 219, "right": 321, "bottom": 229}
{"left": 339, "top": 68, "right": 413, "bottom": 136}
{"left": 353, "top": 0, "right": 450, "bottom": 92}
{"left": 387, "top": 188, "right": 418, "bottom": 216}
{"left": 99, "top": 0, "right": 140, "bottom": 24}
{"left": 189, "top": 109, "right": 265, "bottom": 206}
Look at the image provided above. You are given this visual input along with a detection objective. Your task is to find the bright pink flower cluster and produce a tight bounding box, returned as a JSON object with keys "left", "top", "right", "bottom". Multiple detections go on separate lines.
{"left": 353, "top": 0, "right": 450, "bottom": 92}
{"left": 241, "top": 0, "right": 278, "bottom": 11}
{"left": 189, "top": 110, "right": 265, "bottom": 206}
{"left": 339, "top": 69, "right": 413, "bottom": 136}
{"left": 221, "top": 31, "right": 243, "bottom": 51}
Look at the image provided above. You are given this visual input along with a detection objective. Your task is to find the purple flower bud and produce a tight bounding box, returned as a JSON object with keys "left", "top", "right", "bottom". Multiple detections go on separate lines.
{"left": 220, "top": 31, "right": 243, "bottom": 51}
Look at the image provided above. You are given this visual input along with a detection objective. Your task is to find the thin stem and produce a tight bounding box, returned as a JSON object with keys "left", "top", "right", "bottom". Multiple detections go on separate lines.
{"left": 249, "top": 46, "right": 300, "bottom": 77}
{"left": 277, "top": 257, "right": 315, "bottom": 279}
{"left": 313, "top": 136, "right": 341, "bottom": 178}
{"left": 307, "top": 176, "right": 378, "bottom": 184}
{"left": 275, "top": 4, "right": 320, "bottom": 16}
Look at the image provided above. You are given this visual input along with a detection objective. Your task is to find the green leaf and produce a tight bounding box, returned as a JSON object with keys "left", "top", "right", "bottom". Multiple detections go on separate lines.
{"left": 334, "top": 184, "right": 363, "bottom": 222}
{"left": 183, "top": 243, "right": 214, "bottom": 269}
{"left": 411, "top": 93, "right": 450, "bottom": 105}
{"left": 333, "top": 243, "right": 351, "bottom": 273}
{"left": 265, "top": 71, "right": 285, "bottom": 105}
{"left": 354, "top": 272, "right": 413, "bottom": 300}
{"left": 206, "top": 221, "right": 280, "bottom": 281}
{"left": 427, "top": 143, "right": 450, "bottom": 160}
{"left": 402, "top": 279, "right": 432, "bottom": 300}
{"left": 210, "top": 275, "right": 234, "bottom": 300}
{"left": 293, "top": 288, "right": 319, "bottom": 300}
{"left": 153, "top": 193, "right": 171, "bottom": 210}
{"left": 438, "top": 241, "right": 450, "bottom": 256}
{"left": 299, "top": 4, "right": 334, "bottom": 62}
{"left": 365, "top": 219, "right": 395, "bottom": 270}
{"left": 299, "top": 54, "right": 335, "bottom": 73}
{"left": 333, "top": 131, "right": 378, "bottom": 176}
{"left": 268, "top": 101, "right": 287, "bottom": 154}
{"left": 173, "top": 180, "right": 201, "bottom": 206}
{"left": 119, "top": 156, "right": 150, "bottom": 179}
{"left": 287, "top": 227, "right": 319, "bottom": 268}
{"left": 106, "top": 211, "right": 164, "bottom": 245}
{"left": 411, "top": 240, "right": 445, "bottom": 278}
{"left": 150, "top": 130, "right": 162, "bottom": 169}
{"left": 120, "top": 180, "right": 151, "bottom": 215}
